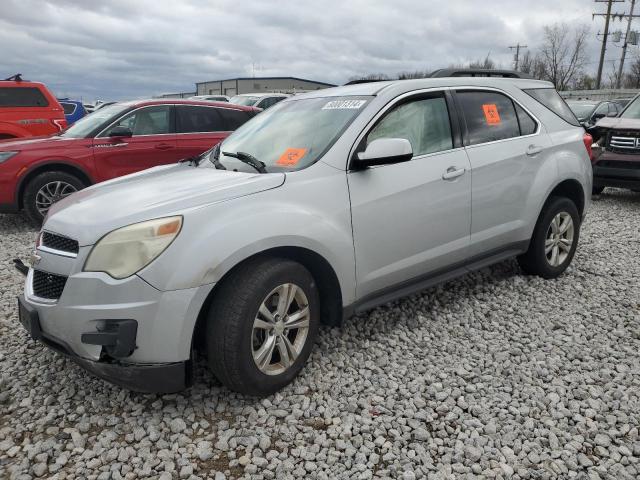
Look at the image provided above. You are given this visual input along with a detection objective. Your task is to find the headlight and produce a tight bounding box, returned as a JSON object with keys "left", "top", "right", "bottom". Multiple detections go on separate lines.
{"left": 0, "top": 151, "right": 19, "bottom": 163}
{"left": 84, "top": 216, "right": 182, "bottom": 279}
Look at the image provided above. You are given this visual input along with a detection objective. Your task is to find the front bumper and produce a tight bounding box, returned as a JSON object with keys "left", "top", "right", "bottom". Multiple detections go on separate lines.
{"left": 18, "top": 242, "right": 215, "bottom": 392}
{"left": 593, "top": 151, "right": 640, "bottom": 189}
{"left": 18, "top": 294, "right": 189, "bottom": 393}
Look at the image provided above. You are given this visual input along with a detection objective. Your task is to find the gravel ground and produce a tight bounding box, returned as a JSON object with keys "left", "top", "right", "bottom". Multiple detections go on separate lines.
{"left": 1, "top": 189, "right": 639, "bottom": 480}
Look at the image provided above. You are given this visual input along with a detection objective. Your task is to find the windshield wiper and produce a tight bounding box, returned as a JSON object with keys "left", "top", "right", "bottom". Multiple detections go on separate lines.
{"left": 222, "top": 151, "right": 267, "bottom": 173}
{"left": 209, "top": 143, "right": 227, "bottom": 170}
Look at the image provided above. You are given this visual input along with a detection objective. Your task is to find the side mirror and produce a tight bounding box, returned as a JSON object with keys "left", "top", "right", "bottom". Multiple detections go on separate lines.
{"left": 108, "top": 126, "right": 133, "bottom": 138}
{"left": 355, "top": 138, "right": 413, "bottom": 168}
{"left": 592, "top": 112, "right": 606, "bottom": 122}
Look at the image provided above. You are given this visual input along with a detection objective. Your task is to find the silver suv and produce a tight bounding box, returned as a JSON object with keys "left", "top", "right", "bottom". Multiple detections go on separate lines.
{"left": 17, "top": 77, "right": 592, "bottom": 395}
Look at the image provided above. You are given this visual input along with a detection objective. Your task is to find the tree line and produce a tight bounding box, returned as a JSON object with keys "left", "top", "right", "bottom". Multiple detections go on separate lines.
{"left": 350, "top": 23, "right": 640, "bottom": 91}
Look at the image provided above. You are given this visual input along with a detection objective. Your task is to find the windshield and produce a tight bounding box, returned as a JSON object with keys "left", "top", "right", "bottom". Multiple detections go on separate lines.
{"left": 567, "top": 103, "right": 595, "bottom": 119}
{"left": 201, "top": 96, "right": 370, "bottom": 172}
{"left": 621, "top": 96, "right": 640, "bottom": 119}
{"left": 230, "top": 95, "right": 259, "bottom": 106}
{"left": 60, "top": 104, "right": 130, "bottom": 138}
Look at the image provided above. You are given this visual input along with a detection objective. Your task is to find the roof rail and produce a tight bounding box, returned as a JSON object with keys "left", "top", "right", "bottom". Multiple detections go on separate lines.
{"left": 429, "top": 69, "right": 533, "bottom": 79}
{"left": 343, "top": 79, "right": 389, "bottom": 86}
{"left": 4, "top": 73, "right": 24, "bottom": 81}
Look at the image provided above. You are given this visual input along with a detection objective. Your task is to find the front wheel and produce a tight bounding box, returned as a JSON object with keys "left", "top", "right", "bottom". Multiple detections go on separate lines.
{"left": 23, "top": 171, "right": 86, "bottom": 225}
{"left": 517, "top": 196, "right": 581, "bottom": 279}
{"left": 205, "top": 257, "right": 320, "bottom": 396}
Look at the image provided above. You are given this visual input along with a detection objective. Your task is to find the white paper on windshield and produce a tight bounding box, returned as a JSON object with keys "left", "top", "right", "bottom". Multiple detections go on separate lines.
{"left": 322, "top": 100, "right": 366, "bottom": 110}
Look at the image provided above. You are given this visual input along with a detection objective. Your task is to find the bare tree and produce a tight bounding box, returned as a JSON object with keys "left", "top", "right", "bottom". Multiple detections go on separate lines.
{"left": 347, "top": 73, "right": 391, "bottom": 82}
{"left": 538, "top": 23, "right": 589, "bottom": 90}
{"left": 624, "top": 54, "right": 640, "bottom": 88}
{"left": 397, "top": 70, "right": 431, "bottom": 79}
{"left": 518, "top": 51, "right": 546, "bottom": 79}
{"left": 468, "top": 53, "right": 496, "bottom": 69}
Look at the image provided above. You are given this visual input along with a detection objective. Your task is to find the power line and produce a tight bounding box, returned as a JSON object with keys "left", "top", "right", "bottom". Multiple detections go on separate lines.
{"left": 508, "top": 43, "right": 528, "bottom": 70}
{"left": 616, "top": 0, "right": 638, "bottom": 87}
{"left": 593, "top": 0, "right": 625, "bottom": 89}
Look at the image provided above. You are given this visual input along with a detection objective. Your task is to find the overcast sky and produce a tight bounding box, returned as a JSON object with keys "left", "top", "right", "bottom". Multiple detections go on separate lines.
{"left": 0, "top": 0, "right": 634, "bottom": 101}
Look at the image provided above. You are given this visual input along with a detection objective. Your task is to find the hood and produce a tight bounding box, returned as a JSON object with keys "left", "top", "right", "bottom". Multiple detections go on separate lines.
{"left": 595, "top": 117, "right": 640, "bottom": 130}
{"left": 0, "top": 135, "right": 74, "bottom": 150}
{"left": 45, "top": 163, "right": 285, "bottom": 246}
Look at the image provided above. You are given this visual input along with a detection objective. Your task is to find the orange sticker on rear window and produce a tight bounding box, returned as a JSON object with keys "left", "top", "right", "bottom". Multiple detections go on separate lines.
{"left": 482, "top": 104, "right": 501, "bottom": 125}
{"left": 277, "top": 148, "right": 307, "bottom": 166}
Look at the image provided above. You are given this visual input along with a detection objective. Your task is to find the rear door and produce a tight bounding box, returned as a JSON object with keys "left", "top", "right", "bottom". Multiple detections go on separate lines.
{"left": 174, "top": 105, "right": 229, "bottom": 159}
{"left": 453, "top": 89, "right": 552, "bottom": 257}
{"left": 92, "top": 104, "right": 176, "bottom": 181}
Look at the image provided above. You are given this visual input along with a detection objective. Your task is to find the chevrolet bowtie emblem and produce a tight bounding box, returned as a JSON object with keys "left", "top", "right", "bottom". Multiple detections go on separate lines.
{"left": 29, "top": 252, "right": 41, "bottom": 268}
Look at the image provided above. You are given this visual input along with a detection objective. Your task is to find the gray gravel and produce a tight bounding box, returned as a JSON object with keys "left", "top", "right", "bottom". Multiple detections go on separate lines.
{"left": 1, "top": 188, "right": 639, "bottom": 480}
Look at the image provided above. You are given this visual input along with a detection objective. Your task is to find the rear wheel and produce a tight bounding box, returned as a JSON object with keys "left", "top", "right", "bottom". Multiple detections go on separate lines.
{"left": 205, "top": 257, "right": 320, "bottom": 396}
{"left": 23, "top": 171, "right": 86, "bottom": 225}
{"left": 517, "top": 196, "right": 580, "bottom": 279}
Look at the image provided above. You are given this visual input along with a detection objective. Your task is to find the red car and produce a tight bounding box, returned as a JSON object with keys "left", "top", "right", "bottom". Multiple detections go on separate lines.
{"left": 0, "top": 75, "right": 67, "bottom": 140}
{"left": 0, "top": 99, "right": 259, "bottom": 223}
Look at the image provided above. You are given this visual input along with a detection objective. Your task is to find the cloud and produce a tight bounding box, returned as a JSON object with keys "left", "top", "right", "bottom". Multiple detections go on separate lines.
{"left": 0, "top": 0, "right": 615, "bottom": 101}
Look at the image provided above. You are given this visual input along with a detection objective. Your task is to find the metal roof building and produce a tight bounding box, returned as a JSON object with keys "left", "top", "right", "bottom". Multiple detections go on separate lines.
{"left": 195, "top": 76, "right": 335, "bottom": 97}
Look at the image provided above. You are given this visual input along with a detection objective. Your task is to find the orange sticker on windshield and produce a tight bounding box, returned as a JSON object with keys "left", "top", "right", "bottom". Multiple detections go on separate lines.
{"left": 482, "top": 104, "right": 501, "bottom": 125}
{"left": 277, "top": 148, "right": 307, "bottom": 166}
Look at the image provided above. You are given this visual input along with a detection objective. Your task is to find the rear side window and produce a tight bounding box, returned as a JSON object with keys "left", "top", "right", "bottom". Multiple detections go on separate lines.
{"left": 0, "top": 87, "right": 49, "bottom": 107}
{"left": 524, "top": 88, "right": 580, "bottom": 126}
{"left": 220, "top": 109, "right": 253, "bottom": 130}
{"left": 457, "top": 91, "right": 520, "bottom": 145}
{"left": 61, "top": 102, "right": 76, "bottom": 115}
{"left": 176, "top": 106, "right": 224, "bottom": 133}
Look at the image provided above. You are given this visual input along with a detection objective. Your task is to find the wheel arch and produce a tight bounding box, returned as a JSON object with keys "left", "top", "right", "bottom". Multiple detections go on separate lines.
{"left": 16, "top": 161, "right": 93, "bottom": 208}
{"left": 547, "top": 178, "right": 585, "bottom": 217}
{"left": 191, "top": 246, "right": 343, "bottom": 352}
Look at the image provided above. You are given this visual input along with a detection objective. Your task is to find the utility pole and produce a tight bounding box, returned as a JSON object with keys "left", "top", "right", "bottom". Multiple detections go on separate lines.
{"left": 594, "top": 0, "right": 624, "bottom": 89}
{"left": 508, "top": 43, "right": 528, "bottom": 70}
{"left": 617, "top": 0, "right": 638, "bottom": 88}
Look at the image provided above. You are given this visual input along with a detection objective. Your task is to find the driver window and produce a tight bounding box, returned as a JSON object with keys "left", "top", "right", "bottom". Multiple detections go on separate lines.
{"left": 112, "top": 106, "right": 170, "bottom": 136}
{"left": 367, "top": 96, "right": 453, "bottom": 156}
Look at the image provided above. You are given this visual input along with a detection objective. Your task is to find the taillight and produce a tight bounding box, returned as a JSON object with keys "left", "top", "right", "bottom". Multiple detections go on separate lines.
{"left": 583, "top": 132, "right": 593, "bottom": 161}
{"left": 52, "top": 119, "right": 67, "bottom": 131}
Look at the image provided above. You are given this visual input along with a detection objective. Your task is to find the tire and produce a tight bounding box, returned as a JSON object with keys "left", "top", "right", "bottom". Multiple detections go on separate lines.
{"left": 206, "top": 257, "right": 320, "bottom": 396}
{"left": 592, "top": 186, "right": 605, "bottom": 195}
{"left": 517, "top": 196, "right": 581, "bottom": 279}
{"left": 23, "top": 171, "right": 86, "bottom": 225}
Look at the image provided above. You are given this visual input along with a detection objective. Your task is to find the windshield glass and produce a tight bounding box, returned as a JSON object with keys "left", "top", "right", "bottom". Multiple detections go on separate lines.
{"left": 621, "top": 96, "right": 640, "bottom": 119}
{"left": 230, "top": 96, "right": 259, "bottom": 106}
{"left": 60, "top": 104, "right": 130, "bottom": 138}
{"left": 201, "top": 96, "right": 370, "bottom": 172}
{"left": 567, "top": 103, "right": 595, "bottom": 119}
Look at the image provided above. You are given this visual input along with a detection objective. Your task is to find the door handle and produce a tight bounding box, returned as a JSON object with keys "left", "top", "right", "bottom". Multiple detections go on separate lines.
{"left": 526, "top": 144, "right": 543, "bottom": 156}
{"left": 155, "top": 143, "right": 174, "bottom": 150}
{"left": 442, "top": 166, "right": 466, "bottom": 180}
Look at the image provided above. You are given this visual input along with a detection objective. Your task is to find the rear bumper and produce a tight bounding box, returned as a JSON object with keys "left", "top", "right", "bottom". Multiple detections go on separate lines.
{"left": 17, "top": 294, "right": 190, "bottom": 393}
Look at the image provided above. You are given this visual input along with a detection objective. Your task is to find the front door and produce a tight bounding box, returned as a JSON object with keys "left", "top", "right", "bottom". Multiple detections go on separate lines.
{"left": 93, "top": 105, "right": 176, "bottom": 181}
{"left": 348, "top": 92, "right": 472, "bottom": 299}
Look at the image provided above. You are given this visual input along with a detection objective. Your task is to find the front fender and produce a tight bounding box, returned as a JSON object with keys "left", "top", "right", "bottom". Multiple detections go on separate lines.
{"left": 139, "top": 164, "right": 356, "bottom": 305}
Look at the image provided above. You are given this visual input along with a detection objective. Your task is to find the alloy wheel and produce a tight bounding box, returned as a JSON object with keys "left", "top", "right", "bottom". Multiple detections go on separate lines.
{"left": 545, "top": 212, "right": 574, "bottom": 267}
{"left": 35, "top": 181, "right": 78, "bottom": 216}
{"left": 252, "top": 283, "right": 310, "bottom": 375}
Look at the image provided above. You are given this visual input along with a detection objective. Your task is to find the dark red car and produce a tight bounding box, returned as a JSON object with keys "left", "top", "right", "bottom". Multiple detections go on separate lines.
{"left": 0, "top": 99, "right": 260, "bottom": 223}
{"left": 0, "top": 75, "right": 67, "bottom": 140}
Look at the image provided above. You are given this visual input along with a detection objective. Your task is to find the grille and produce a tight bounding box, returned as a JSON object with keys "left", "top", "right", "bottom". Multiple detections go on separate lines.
{"left": 608, "top": 134, "right": 640, "bottom": 154}
{"left": 32, "top": 270, "right": 68, "bottom": 300}
{"left": 41, "top": 232, "right": 79, "bottom": 254}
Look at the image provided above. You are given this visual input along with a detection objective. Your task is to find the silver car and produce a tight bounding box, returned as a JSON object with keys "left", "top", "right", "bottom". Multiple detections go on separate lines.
{"left": 17, "top": 77, "right": 592, "bottom": 395}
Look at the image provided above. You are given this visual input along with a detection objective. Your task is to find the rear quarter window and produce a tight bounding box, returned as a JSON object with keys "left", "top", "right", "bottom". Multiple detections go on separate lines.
{"left": 524, "top": 88, "right": 580, "bottom": 127}
{"left": 0, "top": 87, "right": 50, "bottom": 107}
{"left": 61, "top": 102, "right": 77, "bottom": 115}
{"left": 220, "top": 108, "right": 253, "bottom": 130}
